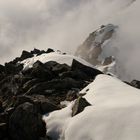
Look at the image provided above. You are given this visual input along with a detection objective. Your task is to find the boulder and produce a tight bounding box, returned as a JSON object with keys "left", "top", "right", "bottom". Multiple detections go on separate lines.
{"left": 9, "top": 102, "right": 46, "bottom": 140}
{"left": 0, "top": 65, "right": 5, "bottom": 73}
{"left": 31, "top": 61, "right": 53, "bottom": 80}
{"left": 72, "top": 96, "right": 91, "bottom": 116}
{"left": 44, "top": 61, "right": 71, "bottom": 76}
{"left": 51, "top": 63, "right": 70, "bottom": 75}
{"left": 130, "top": 80, "right": 140, "bottom": 89}
{"left": 36, "top": 50, "right": 46, "bottom": 56}
{"left": 66, "top": 90, "right": 79, "bottom": 101}
{"left": 22, "top": 79, "right": 41, "bottom": 92}
{"left": 71, "top": 59, "right": 103, "bottom": 79}
{"left": 4, "top": 63, "right": 23, "bottom": 74}
{"left": 33, "top": 96, "right": 60, "bottom": 114}
{"left": 45, "top": 78, "right": 85, "bottom": 90}
{"left": 31, "top": 48, "right": 41, "bottom": 54}
{"left": 20, "top": 50, "right": 34, "bottom": 61}
{"left": 46, "top": 48, "right": 54, "bottom": 54}
{"left": 59, "top": 70, "right": 89, "bottom": 80}
{"left": 13, "top": 95, "right": 59, "bottom": 114}
{"left": 26, "top": 78, "right": 85, "bottom": 95}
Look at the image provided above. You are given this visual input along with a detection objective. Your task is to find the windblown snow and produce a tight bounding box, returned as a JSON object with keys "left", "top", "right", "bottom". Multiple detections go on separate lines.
{"left": 43, "top": 74, "right": 140, "bottom": 140}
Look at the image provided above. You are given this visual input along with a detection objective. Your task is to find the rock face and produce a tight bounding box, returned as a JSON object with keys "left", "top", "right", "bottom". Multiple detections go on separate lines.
{"left": 72, "top": 97, "right": 91, "bottom": 116}
{"left": 75, "top": 24, "right": 117, "bottom": 74}
{"left": 9, "top": 102, "right": 46, "bottom": 140}
{"left": 0, "top": 48, "right": 102, "bottom": 140}
{"left": 130, "top": 80, "right": 140, "bottom": 89}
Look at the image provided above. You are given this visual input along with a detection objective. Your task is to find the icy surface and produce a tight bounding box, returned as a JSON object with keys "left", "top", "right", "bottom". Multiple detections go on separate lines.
{"left": 21, "top": 52, "right": 93, "bottom": 69}
{"left": 44, "top": 74, "right": 140, "bottom": 140}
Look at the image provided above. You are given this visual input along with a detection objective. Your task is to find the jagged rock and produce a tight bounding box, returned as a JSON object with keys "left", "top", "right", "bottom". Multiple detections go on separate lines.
{"left": 52, "top": 63, "right": 70, "bottom": 75}
{"left": 75, "top": 24, "right": 116, "bottom": 66}
{"left": 26, "top": 78, "right": 85, "bottom": 95}
{"left": 22, "top": 79, "right": 41, "bottom": 92}
{"left": 37, "top": 50, "right": 46, "bottom": 56}
{"left": 0, "top": 48, "right": 105, "bottom": 140}
{"left": 13, "top": 96, "right": 33, "bottom": 108}
{"left": 46, "top": 48, "right": 54, "bottom": 54}
{"left": 9, "top": 102, "right": 46, "bottom": 140}
{"left": 72, "top": 97, "right": 91, "bottom": 116}
{"left": 44, "top": 78, "right": 85, "bottom": 90}
{"left": 20, "top": 50, "right": 34, "bottom": 61}
{"left": 59, "top": 70, "right": 90, "bottom": 80}
{"left": 5, "top": 107, "right": 15, "bottom": 117}
{"left": 0, "top": 65, "right": 5, "bottom": 74}
{"left": 44, "top": 61, "right": 71, "bottom": 76}
{"left": 31, "top": 61, "right": 53, "bottom": 80}
{"left": 103, "top": 56, "right": 114, "bottom": 66}
{"left": 33, "top": 96, "right": 60, "bottom": 114}
{"left": 71, "top": 59, "right": 102, "bottom": 79}
{"left": 4, "top": 63, "right": 23, "bottom": 74}
{"left": 130, "top": 80, "right": 140, "bottom": 89}
{"left": 66, "top": 90, "right": 79, "bottom": 101}
{"left": 30, "top": 48, "right": 41, "bottom": 55}
{"left": 30, "top": 48, "right": 54, "bottom": 56}
{"left": 14, "top": 95, "right": 59, "bottom": 114}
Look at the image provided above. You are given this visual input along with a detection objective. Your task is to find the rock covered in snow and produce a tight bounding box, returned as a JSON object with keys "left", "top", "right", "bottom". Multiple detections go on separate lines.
{"left": 44, "top": 74, "right": 140, "bottom": 140}
{"left": 72, "top": 96, "right": 91, "bottom": 116}
{"left": 0, "top": 48, "right": 103, "bottom": 140}
{"left": 75, "top": 24, "right": 117, "bottom": 75}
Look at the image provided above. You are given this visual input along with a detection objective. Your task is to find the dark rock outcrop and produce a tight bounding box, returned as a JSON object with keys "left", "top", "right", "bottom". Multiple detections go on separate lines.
{"left": 130, "top": 80, "right": 140, "bottom": 89}
{"left": 14, "top": 95, "right": 60, "bottom": 114}
{"left": 72, "top": 97, "right": 91, "bottom": 116}
{"left": 20, "top": 50, "right": 34, "bottom": 61}
{"left": 72, "top": 59, "right": 103, "bottom": 79}
{"left": 9, "top": 102, "right": 46, "bottom": 140}
{"left": 0, "top": 48, "right": 103, "bottom": 140}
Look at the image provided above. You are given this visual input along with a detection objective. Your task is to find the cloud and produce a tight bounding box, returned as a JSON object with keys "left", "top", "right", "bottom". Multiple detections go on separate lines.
{"left": 0, "top": 0, "right": 140, "bottom": 81}
{"left": 0, "top": 0, "right": 133, "bottom": 62}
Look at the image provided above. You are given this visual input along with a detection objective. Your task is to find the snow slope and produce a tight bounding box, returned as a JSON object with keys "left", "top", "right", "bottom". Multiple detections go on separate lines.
{"left": 20, "top": 52, "right": 93, "bottom": 69}
{"left": 44, "top": 74, "right": 140, "bottom": 140}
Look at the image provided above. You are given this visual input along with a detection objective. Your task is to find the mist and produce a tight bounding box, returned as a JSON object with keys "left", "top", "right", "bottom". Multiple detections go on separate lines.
{"left": 0, "top": 0, "right": 140, "bottom": 80}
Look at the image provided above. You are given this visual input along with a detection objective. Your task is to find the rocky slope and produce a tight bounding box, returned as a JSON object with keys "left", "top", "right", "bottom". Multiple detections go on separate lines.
{"left": 0, "top": 48, "right": 102, "bottom": 140}
{"left": 75, "top": 24, "right": 117, "bottom": 75}
{"left": 0, "top": 48, "right": 140, "bottom": 140}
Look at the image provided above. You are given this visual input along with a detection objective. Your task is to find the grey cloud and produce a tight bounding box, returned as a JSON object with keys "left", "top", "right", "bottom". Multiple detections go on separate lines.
{"left": 0, "top": 0, "right": 140, "bottom": 82}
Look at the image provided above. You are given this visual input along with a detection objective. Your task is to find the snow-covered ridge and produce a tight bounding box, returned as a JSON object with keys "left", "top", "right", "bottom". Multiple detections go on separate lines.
{"left": 44, "top": 74, "right": 140, "bottom": 140}
{"left": 75, "top": 24, "right": 117, "bottom": 75}
{"left": 21, "top": 52, "right": 94, "bottom": 70}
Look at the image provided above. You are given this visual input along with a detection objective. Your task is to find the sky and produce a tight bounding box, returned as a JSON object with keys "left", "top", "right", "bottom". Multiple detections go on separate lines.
{"left": 0, "top": 0, "right": 140, "bottom": 80}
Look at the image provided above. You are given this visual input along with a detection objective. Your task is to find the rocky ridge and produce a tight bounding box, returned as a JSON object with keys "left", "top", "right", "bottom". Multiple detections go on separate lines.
{"left": 75, "top": 24, "right": 117, "bottom": 74}
{"left": 0, "top": 48, "right": 102, "bottom": 140}
{"left": 0, "top": 24, "right": 140, "bottom": 140}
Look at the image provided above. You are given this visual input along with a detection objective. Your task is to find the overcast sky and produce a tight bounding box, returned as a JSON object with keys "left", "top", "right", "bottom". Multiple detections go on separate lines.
{"left": 0, "top": 0, "right": 134, "bottom": 63}
{"left": 1, "top": 0, "right": 140, "bottom": 81}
